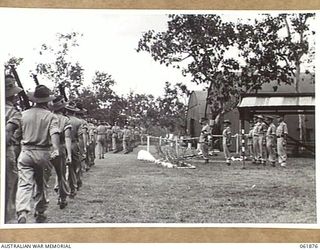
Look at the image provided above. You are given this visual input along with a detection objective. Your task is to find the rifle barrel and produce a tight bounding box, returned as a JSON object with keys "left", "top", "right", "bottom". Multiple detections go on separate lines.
{"left": 10, "top": 65, "right": 31, "bottom": 109}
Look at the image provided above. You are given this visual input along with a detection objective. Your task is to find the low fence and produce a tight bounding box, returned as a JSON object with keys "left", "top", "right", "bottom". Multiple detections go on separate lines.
{"left": 146, "top": 134, "right": 243, "bottom": 160}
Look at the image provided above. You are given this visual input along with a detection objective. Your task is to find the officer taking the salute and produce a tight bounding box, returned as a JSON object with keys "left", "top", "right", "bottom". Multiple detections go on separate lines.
{"left": 15, "top": 85, "right": 60, "bottom": 223}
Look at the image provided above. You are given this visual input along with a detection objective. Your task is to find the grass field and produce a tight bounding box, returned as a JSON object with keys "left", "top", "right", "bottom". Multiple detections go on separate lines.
{"left": 7, "top": 145, "right": 317, "bottom": 224}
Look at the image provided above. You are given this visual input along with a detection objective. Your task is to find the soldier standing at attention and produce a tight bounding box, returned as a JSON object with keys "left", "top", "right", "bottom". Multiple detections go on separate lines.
{"left": 16, "top": 85, "right": 60, "bottom": 223}
{"left": 64, "top": 102, "right": 82, "bottom": 198}
{"left": 49, "top": 96, "right": 72, "bottom": 209}
{"left": 5, "top": 75, "right": 22, "bottom": 223}
{"left": 252, "top": 115, "right": 261, "bottom": 164}
{"left": 199, "top": 117, "right": 210, "bottom": 164}
{"left": 265, "top": 116, "right": 277, "bottom": 167}
{"left": 257, "top": 115, "right": 268, "bottom": 165}
{"left": 247, "top": 120, "right": 254, "bottom": 161}
{"left": 276, "top": 114, "right": 288, "bottom": 167}
{"left": 222, "top": 120, "right": 232, "bottom": 165}
{"left": 122, "top": 124, "right": 131, "bottom": 154}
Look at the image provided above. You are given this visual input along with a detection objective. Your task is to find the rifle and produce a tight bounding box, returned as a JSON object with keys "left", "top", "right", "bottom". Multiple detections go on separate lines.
{"left": 32, "top": 73, "right": 40, "bottom": 86}
{"left": 10, "top": 65, "right": 31, "bottom": 110}
{"left": 58, "top": 83, "right": 68, "bottom": 102}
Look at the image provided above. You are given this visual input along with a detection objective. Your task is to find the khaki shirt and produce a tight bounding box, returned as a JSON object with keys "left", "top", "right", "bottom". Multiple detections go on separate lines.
{"left": 252, "top": 122, "right": 261, "bottom": 136}
{"left": 276, "top": 121, "right": 288, "bottom": 137}
{"left": 69, "top": 115, "right": 82, "bottom": 142}
{"left": 258, "top": 122, "right": 268, "bottom": 135}
{"left": 97, "top": 125, "right": 107, "bottom": 135}
{"left": 266, "top": 123, "right": 276, "bottom": 137}
{"left": 21, "top": 107, "right": 59, "bottom": 147}
{"left": 6, "top": 101, "right": 21, "bottom": 128}
{"left": 106, "top": 128, "right": 112, "bottom": 140}
{"left": 6, "top": 101, "right": 22, "bottom": 145}
{"left": 123, "top": 128, "right": 131, "bottom": 140}
{"left": 88, "top": 123, "right": 96, "bottom": 140}
{"left": 78, "top": 119, "right": 88, "bottom": 137}
{"left": 56, "top": 113, "right": 72, "bottom": 143}
{"left": 222, "top": 126, "right": 231, "bottom": 144}
{"left": 199, "top": 124, "right": 210, "bottom": 143}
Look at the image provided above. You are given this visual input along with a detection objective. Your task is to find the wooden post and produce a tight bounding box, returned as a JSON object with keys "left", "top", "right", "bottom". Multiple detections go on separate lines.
{"left": 147, "top": 136, "right": 150, "bottom": 152}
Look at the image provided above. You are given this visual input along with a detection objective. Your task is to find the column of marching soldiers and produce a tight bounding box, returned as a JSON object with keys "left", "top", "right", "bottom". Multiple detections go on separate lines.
{"left": 5, "top": 75, "right": 144, "bottom": 224}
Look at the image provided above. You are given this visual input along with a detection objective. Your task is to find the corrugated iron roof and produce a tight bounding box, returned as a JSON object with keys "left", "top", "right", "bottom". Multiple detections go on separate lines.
{"left": 239, "top": 96, "right": 315, "bottom": 107}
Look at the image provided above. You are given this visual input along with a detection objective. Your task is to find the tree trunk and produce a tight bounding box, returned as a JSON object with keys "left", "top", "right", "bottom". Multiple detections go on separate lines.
{"left": 295, "top": 61, "right": 307, "bottom": 149}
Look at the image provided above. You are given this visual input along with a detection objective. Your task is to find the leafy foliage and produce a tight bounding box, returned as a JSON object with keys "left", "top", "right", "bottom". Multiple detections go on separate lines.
{"left": 137, "top": 13, "right": 315, "bottom": 121}
{"left": 34, "top": 32, "right": 84, "bottom": 98}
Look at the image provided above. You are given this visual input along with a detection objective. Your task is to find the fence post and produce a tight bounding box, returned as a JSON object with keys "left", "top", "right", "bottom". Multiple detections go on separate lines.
{"left": 147, "top": 136, "right": 150, "bottom": 152}
{"left": 236, "top": 134, "right": 239, "bottom": 155}
{"left": 175, "top": 137, "right": 179, "bottom": 156}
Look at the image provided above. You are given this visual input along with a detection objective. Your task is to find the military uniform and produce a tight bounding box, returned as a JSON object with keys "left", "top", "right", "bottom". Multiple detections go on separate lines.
{"left": 222, "top": 120, "right": 232, "bottom": 165}
{"left": 5, "top": 100, "right": 21, "bottom": 222}
{"left": 65, "top": 104, "right": 83, "bottom": 197}
{"left": 105, "top": 125, "right": 113, "bottom": 152}
{"left": 199, "top": 119, "right": 210, "bottom": 163}
{"left": 122, "top": 126, "right": 131, "bottom": 154}
{"left": 276, "top": 119, "right": 288, "bottom": 167}
{"left": 252, "top": 117, "right": 261, "bottom": 163}
{"left": 112, "top": 124, "right": 120, "bottom": 153}
{"left": 16, "top": 85, "right": 60, "bottom": 223}
{"left": 97, "top": 123, "right": 107, "bottom": 159}
{"left": 51, "top": 111, "right": 72, "bottom": 208}
{"left": 247, "top": 125, "right": 254, "bottom": 160}
{"left": 87, "top": 121, "right": 97, "bottom": 166}
{"left": 266, "top": 117, "right": 277, "bottom": 166}
{"left": 258, "top": 120, "right": 268, "bottom": 165}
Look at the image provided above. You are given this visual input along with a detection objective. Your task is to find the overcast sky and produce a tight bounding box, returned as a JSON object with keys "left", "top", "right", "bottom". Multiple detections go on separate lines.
{"left": 0, "top": 9, "right": 316, "bottom": 98}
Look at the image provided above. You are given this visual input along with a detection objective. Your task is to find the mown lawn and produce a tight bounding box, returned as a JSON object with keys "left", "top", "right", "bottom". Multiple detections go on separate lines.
{"left": 7, "top": 146, "right": 316, "bottom": 224}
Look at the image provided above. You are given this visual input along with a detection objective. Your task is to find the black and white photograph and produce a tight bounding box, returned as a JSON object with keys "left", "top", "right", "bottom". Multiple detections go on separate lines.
{"left": 1, "top": 8, "right": 317, "bottom": 226}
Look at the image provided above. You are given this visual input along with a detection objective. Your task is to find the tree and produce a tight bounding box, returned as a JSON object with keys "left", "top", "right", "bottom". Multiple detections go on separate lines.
{"left": 77, "top": 71, "right": 117, "bottom": 122}
{"left": 137, "top": 14, "right": 241, "bottom": 122}
{"left": 138, "top": 13, "right": 315, "bottom": 137}
{"left": 237, "top": 13, "right": 315, "bottom": 143}
{"left": 5, "top": 57, "right": 24, "bottom": 74}
{"left": 34, "top": 32, "right": 84, "bottom": 98}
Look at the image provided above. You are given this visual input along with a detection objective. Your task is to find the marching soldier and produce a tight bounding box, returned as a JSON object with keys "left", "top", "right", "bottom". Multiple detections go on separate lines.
{"left": 87, "top": 118, "right": 97, "bottom": 167}
{"left": 257, "top": 115, "right": 268, "bottom": 165}
{"left": 276, "top": 114, "right": 288, "bottom": 167}
{"left": 64, "top": 102, "right": 82, "bottom": 198}
{"left": 199, "top": 117, "right": 210, "bottom": 164}
{"left": 96, "top": 120, "right": 107, "bottom": 159}
{"left": 75, "top": 104, "right": 89, "bottom": 172}
{"left": 49, "top": 96, "right": 72, "bottom": 209}
{"left": 222, "top": 120, "right": 232, "bottom": 165}
{"left": 112, "top": 122, "right": 120, "bottom": 153}
{"left": 105, "top": 124, "right": 113, "bottom": 152}
{"left": 265, "top": 116, "right": 277, "bottom": 167}
{"left": 122, "top": 125, "right": 131, "bottom": 154}
{"left": 15, "top": 85, "right": 60, "bottom": 223}
{"left": 5, "top": 75, "right": 22, "bottom": 223}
